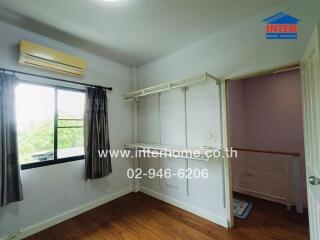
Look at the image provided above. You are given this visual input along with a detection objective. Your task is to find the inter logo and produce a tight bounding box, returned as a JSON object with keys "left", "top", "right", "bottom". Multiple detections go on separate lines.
{"left": 263, "top": 12, "right": 300, "bottom": 40}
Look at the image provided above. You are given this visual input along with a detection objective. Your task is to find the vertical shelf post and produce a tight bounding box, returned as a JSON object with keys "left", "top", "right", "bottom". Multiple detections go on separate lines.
{"left": 181, "top": 87, "right": 190, "bottom": 196}
{"left": 133, "top": 98, "right": 140, "bottom": 192}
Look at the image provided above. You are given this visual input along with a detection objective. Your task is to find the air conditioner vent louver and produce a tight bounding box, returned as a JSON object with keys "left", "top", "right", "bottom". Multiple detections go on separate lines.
{"left": 19, "top": 40, "right": 87, "bottom": 77}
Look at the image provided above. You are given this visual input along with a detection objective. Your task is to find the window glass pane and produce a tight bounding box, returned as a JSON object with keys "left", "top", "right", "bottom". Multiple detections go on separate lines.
{"left": 57, "top": 90, "right": 85, "bottom": 159}
{"left": 57, "top": 90, "right": 85, "bottom": 119}
{"left": 58, "top": 120, "right": 83, "bottom": 128}
{"left": 15, "top": 84, "right": 55, "bottom": 164}
{"left": 57, "top": 128, "right": 84, "bottom": 158}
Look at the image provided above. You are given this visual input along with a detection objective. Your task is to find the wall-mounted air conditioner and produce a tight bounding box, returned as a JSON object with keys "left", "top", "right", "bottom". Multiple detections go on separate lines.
{"left": 19, "top": 40, "right": 87, "bottom": 77}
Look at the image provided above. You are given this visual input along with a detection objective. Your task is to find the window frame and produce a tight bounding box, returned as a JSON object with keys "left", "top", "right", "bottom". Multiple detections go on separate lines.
{"left": 18, "top": 83, "right": 85, "bottom": 170}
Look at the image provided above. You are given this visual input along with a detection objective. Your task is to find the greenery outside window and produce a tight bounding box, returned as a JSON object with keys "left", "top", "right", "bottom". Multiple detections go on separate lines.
{"left": 15, "top": 82, "right": 85, "bottom": 169}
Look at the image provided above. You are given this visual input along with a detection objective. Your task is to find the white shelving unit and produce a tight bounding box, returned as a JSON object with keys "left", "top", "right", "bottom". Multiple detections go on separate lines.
{"left": 124, "top": 72, "right": 230, "bottom": 218}
{"left": 124, "top": 73, "right": 223, "bottom": 163}
{"left": 123, "top": 73, "right": 219, "bottom": 100}
{"left": 124, "top": 143, "right": 220, "bottom": 161}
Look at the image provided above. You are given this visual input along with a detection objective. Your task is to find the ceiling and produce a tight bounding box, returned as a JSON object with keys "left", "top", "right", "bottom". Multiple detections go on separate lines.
{"left": 0, "top": 0, "right": 287, "bottom": 66}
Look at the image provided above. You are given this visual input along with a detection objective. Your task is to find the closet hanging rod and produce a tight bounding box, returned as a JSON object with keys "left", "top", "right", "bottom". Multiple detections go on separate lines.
{"left": 124, "top": 72, "right": 219, "bottom": 100}
{"left": 0, "top": 67, "right": 113, "bottom": 91}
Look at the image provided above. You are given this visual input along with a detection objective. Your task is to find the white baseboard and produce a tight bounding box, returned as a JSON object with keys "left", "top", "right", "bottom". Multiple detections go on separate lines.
{"left": 139, "top": 186, "right": 229, "bottom": 228}
{"left": 1, "top": 187, "right": 134, "bottom": 240}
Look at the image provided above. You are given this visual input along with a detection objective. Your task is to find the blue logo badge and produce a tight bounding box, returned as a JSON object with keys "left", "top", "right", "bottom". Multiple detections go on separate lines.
{"left": 263, "top": 12, "right": 300, "bottom": 40}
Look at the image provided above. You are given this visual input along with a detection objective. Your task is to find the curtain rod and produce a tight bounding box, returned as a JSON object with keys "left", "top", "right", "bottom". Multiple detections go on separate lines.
{"left": 0, "top": 67, "right": 113, "bottom": 91}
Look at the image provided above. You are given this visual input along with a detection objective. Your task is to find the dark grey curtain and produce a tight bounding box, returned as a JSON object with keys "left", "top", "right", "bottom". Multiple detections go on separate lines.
{"left": 0, "top": 72, "right": 23, "bottom": 206}
{"left": 84, "top": 87, "right": 112, "bottom": 180}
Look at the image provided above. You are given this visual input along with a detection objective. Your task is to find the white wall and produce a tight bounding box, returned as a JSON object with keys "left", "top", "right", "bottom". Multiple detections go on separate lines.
{"left": 136, "top": 0, "right": 320, "bottom": 227}
{"left": 0, "top": 20, "right": 134, "bottom": 239}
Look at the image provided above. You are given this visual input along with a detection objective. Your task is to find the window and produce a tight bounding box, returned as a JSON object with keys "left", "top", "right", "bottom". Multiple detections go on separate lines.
{"left": 15, "top": 83, "right": 85, "bottom": 169}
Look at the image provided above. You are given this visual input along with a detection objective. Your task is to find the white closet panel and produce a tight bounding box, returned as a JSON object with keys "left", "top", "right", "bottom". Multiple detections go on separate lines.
{"left": 186, "top": 81, "right": 221, "bottom": 149}
{"left": 188, "top": 159, "right": 226, "bottom": 214}
{"left": 160, "top": 89, "right": 185, "bottom": 145}
{"left": 159, "top": 89, "right": 187, "bottom": 197}
{"left": 138, "top": 94, "right": 160, "bottom": 143}
{"left": 141, "top": 157, "right": 162, "bottom": 191}
{"left": 138, "top": 94, "right": 162, "bottom": 191}
{"left": 160, "top": 157, "right": 188, "bottom": 199}
{"left": 185, "top": 81, "right": 225, "bottom": 213}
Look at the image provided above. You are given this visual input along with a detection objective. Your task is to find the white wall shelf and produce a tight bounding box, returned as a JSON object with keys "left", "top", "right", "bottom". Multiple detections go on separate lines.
{"left": 124, "top": 142, "right": 220, "bottom": 161}
{"left": 124, "top": 73, "right": 220, "bottom": 100}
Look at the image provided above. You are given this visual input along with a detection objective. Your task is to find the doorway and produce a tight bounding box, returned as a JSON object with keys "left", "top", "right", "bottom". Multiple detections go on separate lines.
{"left": 226, "top": 66, "right": 309, "bottom": 237}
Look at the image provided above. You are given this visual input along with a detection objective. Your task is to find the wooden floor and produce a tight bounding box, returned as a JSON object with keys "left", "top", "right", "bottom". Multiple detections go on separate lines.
{"left": 27, "top": 192, "right": 309, "bottom": 240}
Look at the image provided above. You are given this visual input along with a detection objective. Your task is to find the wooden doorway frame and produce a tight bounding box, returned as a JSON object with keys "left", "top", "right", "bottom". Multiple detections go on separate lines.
{"left": 223, "top": 62, "right": 301, "bottom": 228}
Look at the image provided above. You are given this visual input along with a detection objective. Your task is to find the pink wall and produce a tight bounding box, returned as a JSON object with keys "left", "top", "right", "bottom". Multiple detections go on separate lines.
{"left": 227, "top": 79, "right": 246, "bottom": 148}
{"left": 228, "top": 69, "right": 307, "bottom": 205}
